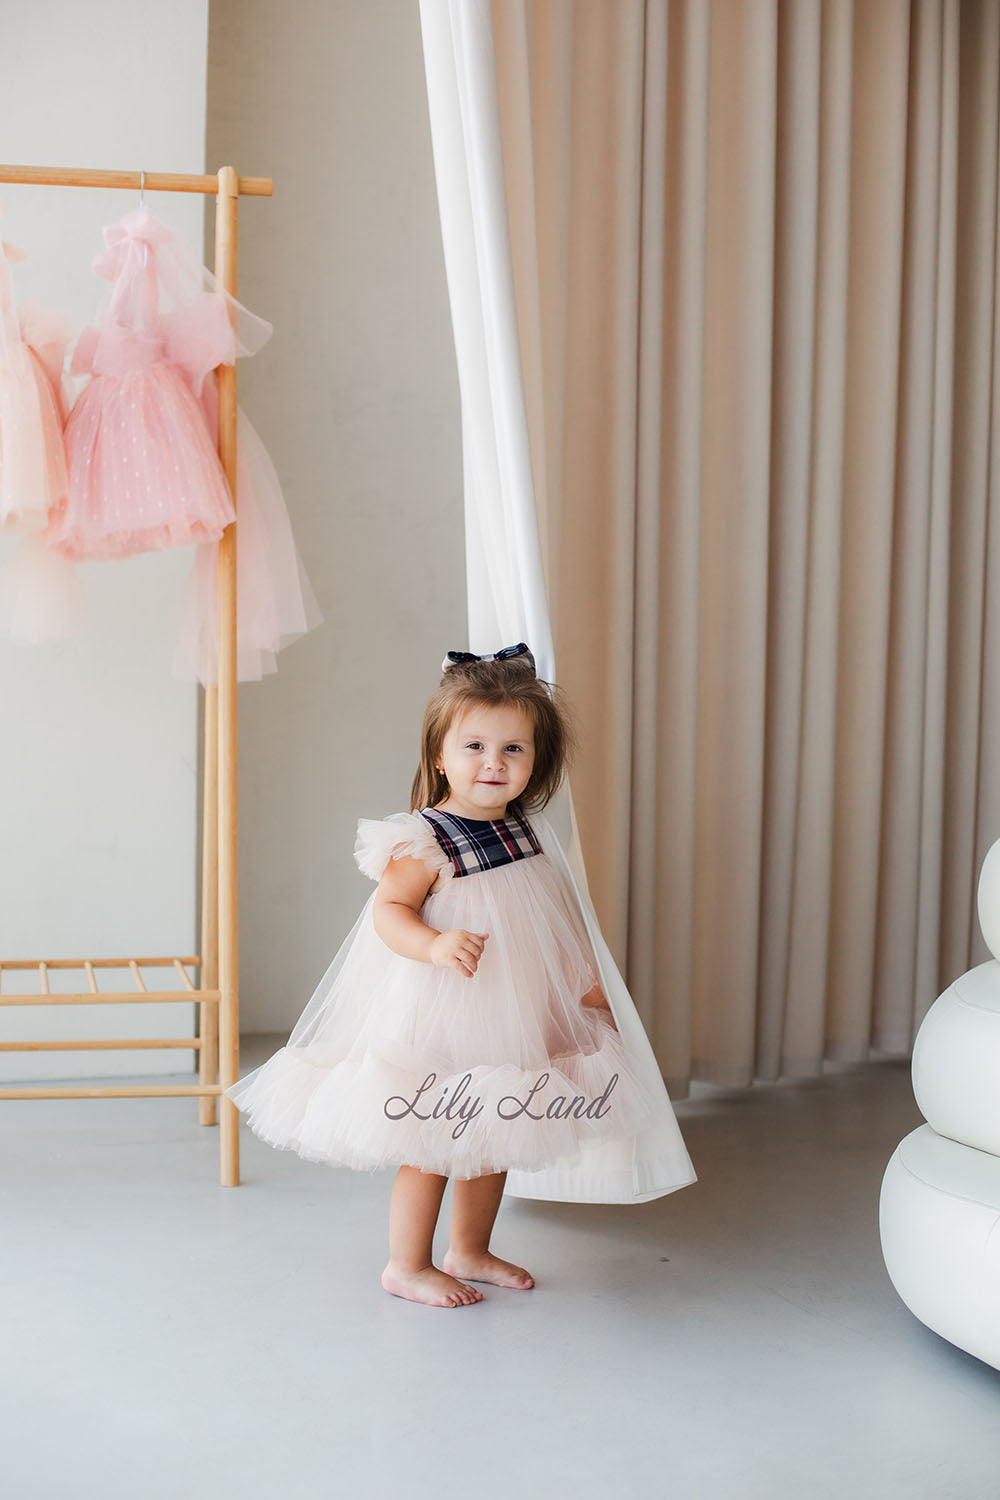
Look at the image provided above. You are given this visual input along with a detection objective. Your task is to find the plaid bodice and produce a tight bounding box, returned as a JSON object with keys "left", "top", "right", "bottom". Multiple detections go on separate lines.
{"left": 419, "top": 806, "right": 543, "bottom": 878}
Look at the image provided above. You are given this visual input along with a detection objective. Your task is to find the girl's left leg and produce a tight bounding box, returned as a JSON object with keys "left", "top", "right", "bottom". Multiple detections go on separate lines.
{"left": 381, "top": 1166, "right": 483, "bottom": 1308}
{"left": 443, "top": 1170, "right": 535, "bottom": 1289}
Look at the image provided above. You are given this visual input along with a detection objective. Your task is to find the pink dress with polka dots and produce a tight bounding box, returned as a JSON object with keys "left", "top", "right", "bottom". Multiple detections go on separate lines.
{"left": 44, "top": 208, "right": 238, "bottom": 561}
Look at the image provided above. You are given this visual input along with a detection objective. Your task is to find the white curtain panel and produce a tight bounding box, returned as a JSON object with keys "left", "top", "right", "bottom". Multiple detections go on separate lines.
{"left": 418, "top": 0, "right": 555, "bottom": 677}
{"left": 417, "top": 0, "right": 695, "bottom": 1203}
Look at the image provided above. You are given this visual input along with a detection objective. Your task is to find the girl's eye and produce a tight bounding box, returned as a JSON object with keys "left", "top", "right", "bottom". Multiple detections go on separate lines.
{"left": 463, "top": 743, "right": 525, "bottom": 752}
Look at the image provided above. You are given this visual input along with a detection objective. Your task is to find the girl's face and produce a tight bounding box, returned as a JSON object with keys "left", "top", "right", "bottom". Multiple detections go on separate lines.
{"left": 435, "top": 702, "right": 536, "bottom": 820}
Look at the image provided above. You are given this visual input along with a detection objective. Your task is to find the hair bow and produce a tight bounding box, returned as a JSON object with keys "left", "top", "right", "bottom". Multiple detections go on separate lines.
{"left": 441, "top": 642, "right": 535, "bottom": 672}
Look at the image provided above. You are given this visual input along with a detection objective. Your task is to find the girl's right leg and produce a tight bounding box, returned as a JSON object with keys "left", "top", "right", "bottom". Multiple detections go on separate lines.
{"left": 381, "top": 1165, "right": 485, "bottom": 1308}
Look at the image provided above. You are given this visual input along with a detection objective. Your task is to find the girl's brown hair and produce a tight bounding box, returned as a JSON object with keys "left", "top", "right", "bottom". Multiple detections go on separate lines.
{"left": 409, "top": 656, "right": 578, "bottom": 817}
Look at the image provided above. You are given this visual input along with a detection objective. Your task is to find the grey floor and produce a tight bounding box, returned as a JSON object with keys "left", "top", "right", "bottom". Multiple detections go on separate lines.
{"left": 3, "top": 1039, "right": 998, "bottom": 1500}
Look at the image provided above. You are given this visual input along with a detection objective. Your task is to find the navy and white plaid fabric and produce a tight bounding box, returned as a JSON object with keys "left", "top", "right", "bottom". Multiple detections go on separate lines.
{"left": 419, "top": 807, "right": 542, "bottom": 878}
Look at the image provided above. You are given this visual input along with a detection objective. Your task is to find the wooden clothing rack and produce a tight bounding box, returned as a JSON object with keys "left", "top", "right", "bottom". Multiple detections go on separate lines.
{"left": 0, "top": 162, "right": 273, "bottom": 1187}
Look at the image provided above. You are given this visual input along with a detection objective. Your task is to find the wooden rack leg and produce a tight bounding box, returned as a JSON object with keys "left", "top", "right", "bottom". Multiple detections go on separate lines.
{"left": 216, "top": 165, "right": 241, "bottom": 1187}
{"left": 199, "top": 682, "right": 220, "bottom": 1125}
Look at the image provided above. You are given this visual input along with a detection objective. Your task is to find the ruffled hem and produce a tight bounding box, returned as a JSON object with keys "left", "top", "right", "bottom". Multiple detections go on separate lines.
{"left": 225, "top": 1024, "right": 658, "bottom": 1181}
{"left": 353, "top": 811, "right": 451, "bottom": 885}
{"left": 48, "top": 517, "right": 233, "bottom": 561}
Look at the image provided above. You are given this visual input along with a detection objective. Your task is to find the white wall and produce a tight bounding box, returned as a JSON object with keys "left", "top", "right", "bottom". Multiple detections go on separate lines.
{"left": 0, "top": 0, "right": 210, "bottom": 1078}
{"left": 206, "top": 0, "right": 465, "bottom": 1031}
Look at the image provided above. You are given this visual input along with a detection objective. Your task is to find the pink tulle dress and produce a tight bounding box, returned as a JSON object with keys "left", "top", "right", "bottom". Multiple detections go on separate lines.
{"left": 43, "top": 209, "right": 238, "bottom": 561}
{"left": 0, "top": 229, "right": 70, "bottom": 534}
{"left": 0, "top": 222, "right": 87, "bottom": 643}
{"left": 225, "top": 807, "right": 661, "bottom": 1180}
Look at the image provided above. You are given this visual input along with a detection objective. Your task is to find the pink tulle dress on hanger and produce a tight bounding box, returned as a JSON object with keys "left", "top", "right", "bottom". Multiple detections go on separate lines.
{"left": 0, "top": 216, "right": 86, "bottom": 643}
{"left": 43, "top": 208, "right": 239, "bottom": 560}
{"left": 0, "top": 226, "right": 71, "bottom": 534}
{"left": 158, "top": 270, "right": 323, "bottom": 684}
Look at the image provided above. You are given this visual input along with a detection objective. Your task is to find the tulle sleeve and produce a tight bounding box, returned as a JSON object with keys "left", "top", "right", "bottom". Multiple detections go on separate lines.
{"left": 353, "top": 812, "right": 451, "bottom": 884}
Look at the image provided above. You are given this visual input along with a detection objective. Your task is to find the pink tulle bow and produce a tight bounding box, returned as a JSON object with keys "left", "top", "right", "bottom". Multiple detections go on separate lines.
{"left": 91, "top": 207, "right": 173, "bottom": 283}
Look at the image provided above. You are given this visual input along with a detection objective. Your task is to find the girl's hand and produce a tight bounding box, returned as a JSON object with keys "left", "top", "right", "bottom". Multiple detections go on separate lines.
{"left": 580, "top": 980, "right": 619, "bottom": 1031}
{"left": 579, "top": 980, "right": 609, "bottom": 1009}
{"left": 430, "top": 929, "right": 489, "bottom": 978}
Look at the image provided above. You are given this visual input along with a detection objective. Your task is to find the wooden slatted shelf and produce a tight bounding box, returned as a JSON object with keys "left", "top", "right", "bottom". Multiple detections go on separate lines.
{"left": 0, "top": 954, "right": 222, "bottom": 1101}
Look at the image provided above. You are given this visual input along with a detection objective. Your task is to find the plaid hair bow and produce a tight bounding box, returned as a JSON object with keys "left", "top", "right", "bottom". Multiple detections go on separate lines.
{"left": 441, "top": 642, "right": 535, "bottom": 673}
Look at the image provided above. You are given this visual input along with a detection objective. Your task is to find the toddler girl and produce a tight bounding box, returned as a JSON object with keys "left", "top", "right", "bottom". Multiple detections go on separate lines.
{"left": 226, "top": 644, "right": 690, "bottom": 1308}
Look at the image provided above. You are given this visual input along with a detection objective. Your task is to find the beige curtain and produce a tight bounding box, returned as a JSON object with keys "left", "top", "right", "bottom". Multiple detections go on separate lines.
{"left": 490, "top": 0, "right": 1000, "bottom": 1095}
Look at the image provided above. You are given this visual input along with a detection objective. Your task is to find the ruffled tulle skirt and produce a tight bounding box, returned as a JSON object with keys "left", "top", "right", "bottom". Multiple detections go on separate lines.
{"left": 169, "top": 379, "right": 323, "bottom": 684}
{"left": 225, "top": 854, "right": 661, "bottom": 1179}
{"left": 47, "top": 363, "right": 236, "bottom": 560}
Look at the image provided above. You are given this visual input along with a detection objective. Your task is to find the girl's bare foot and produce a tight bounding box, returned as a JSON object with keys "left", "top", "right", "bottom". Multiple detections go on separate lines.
{"left": 381, "top": 1261, "right": 484, "bottom": 1307}
{"left": 442, "top": 1248, "right": 534, "bottom": 1289}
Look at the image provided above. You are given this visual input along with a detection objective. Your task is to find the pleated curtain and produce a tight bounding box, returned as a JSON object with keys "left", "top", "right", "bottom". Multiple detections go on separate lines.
{"left": 419, "top": 0, "right": 1000, "bottom": 1099}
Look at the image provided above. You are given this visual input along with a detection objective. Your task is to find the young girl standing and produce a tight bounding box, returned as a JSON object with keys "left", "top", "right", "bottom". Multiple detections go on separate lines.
{"left": 226, "top": 644, "right": 694, "bottom": 1308}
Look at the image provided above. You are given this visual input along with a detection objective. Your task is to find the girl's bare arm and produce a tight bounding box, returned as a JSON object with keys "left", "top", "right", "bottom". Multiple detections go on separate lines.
{"left": 373, "top": 854, "right": 440, "bottom": 961}
{"left": 373, "top": 855, "right": 488, "bottom": 976}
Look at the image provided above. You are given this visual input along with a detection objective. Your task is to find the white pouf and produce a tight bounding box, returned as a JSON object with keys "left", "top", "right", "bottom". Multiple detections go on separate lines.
{"left": 880, "top": 1125, "right": 1000, "bottom": 1370}
{"left": 976, "top": 838, "right": 1000, "bottom": 961}
{"left": 911, "top": 960, "right": 1000, "bottom": 1157}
